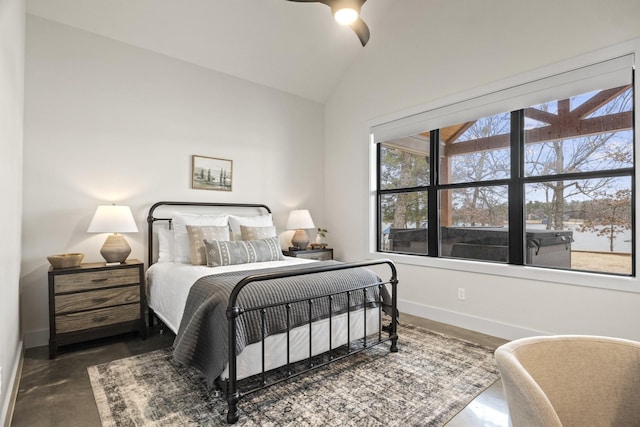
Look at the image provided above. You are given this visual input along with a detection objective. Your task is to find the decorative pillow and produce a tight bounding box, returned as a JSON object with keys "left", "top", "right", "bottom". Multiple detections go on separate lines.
{"left": 228, "top": 214, "right": 273, "bottom": 240}
{"left": 240, "top": 225, "right": 277, "bottom": 241}
{"left": 157, "top": 228, "right": 175, "bottom": 263}
{"left": 186, "top": 225, "right": 230, "bottom": 265}
{"left": 204, "top": 236, "right": 284, "bottom": 267}
{"left": 172, "top": 212, "right": 229, "bottom": 263}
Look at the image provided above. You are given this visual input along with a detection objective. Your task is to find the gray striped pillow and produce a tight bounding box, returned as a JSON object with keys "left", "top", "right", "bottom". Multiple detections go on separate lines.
{"left": 204, "top": 236, "right": 284, "bottom": 267}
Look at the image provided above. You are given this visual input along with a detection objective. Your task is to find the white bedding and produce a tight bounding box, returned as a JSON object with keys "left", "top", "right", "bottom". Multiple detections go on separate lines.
{"left": 146, "top": 257, "right": 316, "bottom": 333}
{"left": 146, "top": 258, "right": 381, "bottom": 380}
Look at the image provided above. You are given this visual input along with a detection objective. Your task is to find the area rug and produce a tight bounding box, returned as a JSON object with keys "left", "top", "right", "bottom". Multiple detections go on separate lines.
{"left": 88, "top": 324, "right": 499, "bottom": 426}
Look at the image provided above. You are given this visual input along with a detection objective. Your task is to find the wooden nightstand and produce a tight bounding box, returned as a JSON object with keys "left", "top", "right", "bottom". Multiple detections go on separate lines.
{"left": 283, "top": 248, "right": 333, "bottom": 261}
{"left": 48, "top": 259, "right": 146, "bottom": 358}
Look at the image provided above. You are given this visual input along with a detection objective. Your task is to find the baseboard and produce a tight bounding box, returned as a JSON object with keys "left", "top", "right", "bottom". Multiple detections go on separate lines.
{"left": 398, "top": 299, "right": 549, "bottom": 341}
{"left": 1, "top": 340, "right": 23, "bottom": 427}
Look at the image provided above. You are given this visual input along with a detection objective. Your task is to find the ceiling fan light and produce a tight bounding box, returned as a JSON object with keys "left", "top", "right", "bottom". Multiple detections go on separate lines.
{"left": 334, "top": 8, "right": 358, "bottom": 25}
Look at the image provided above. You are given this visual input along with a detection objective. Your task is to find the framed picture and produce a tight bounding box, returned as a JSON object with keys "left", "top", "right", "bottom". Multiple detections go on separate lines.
{"left": 192, "top": 155, "right": 233, "bottom": 191}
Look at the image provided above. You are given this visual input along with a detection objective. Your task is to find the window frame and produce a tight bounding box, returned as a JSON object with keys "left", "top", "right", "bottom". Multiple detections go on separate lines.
{"left": 367, "top": 41, "right": 640, "bottom": 293}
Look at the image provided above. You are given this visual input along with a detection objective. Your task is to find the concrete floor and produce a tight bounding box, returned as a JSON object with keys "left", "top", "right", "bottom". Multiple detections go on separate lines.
{"left": 10, "top": 326, "right": 174, "bottom": 427}
{"left": 10, "top": 318, "right": 510, "bottom": 426}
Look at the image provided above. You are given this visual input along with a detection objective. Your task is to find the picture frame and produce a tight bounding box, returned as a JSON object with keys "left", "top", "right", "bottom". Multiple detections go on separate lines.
{"left": 192, "top": 155, "right": 233, "bottom": 191}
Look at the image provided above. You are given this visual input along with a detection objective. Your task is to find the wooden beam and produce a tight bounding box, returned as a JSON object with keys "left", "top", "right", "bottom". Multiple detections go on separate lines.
{"left": 572, "top": 85, "right": 631, "bottom": 119}
{"left": 524, "top": 108, "right": 558, "bottom": 125}
{"left": 445, "top": 111, "right": 632, "bottom": 157}
{"left": 443, "top": 122, "right": 475, "bottom": 144}
{"left": 440, "top": 157, "right": 453, "bottom": 225}
{"left": 444, "top": 133, "right": 510, "bottom": 156}
{"left": 525, "top": 111, "right": 632, "bottom": 145}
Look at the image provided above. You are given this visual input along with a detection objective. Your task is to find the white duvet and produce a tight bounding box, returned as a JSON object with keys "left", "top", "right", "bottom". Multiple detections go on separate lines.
{"left": 146, "top": 257, "right": 316, "bottom": 333}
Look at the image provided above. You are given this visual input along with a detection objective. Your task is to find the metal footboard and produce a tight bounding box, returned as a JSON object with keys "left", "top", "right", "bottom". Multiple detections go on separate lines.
{"left": 224, "top": 259, "right": 398, "bottom": 424}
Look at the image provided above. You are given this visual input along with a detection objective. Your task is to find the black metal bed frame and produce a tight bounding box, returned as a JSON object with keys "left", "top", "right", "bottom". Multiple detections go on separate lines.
{"left": 147, "top": 201, "right": 398, "bottom": 424}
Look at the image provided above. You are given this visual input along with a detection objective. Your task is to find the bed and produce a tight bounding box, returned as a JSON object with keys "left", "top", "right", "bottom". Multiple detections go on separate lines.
{"left": 146, "top": 201, "right": 398, "bottom": 423}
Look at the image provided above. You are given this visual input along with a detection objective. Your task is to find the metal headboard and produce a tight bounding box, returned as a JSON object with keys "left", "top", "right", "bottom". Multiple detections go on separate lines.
{"left": 146, "top": 201, "right": 272, "bottom": 267}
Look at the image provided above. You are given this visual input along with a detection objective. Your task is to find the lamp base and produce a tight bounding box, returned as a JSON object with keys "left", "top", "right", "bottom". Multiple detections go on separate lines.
{"left": 100, "top": 234, "right": 131, "bottom": 264}
{"left": 290, "top": 229, "right": 310, "bottom": 250}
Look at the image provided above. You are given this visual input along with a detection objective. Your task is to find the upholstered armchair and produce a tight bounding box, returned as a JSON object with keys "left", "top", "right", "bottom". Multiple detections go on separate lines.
{"left": 495, "top": 335, "right": 640, "bottom": 427}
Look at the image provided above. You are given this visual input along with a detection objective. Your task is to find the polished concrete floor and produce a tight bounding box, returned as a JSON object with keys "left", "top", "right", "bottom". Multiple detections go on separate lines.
{"left": 10, "top": 317, "right": 510, "bottom": 426}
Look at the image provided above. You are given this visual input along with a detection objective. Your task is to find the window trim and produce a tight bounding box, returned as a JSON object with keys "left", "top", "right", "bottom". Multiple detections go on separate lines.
{"left": 367, "top": 38, "right": 640, "bottom": 294}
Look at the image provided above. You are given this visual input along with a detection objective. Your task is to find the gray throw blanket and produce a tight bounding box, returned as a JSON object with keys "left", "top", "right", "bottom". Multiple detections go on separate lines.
{"left": 173, "top": 261, "right": 389, "bottom": 387}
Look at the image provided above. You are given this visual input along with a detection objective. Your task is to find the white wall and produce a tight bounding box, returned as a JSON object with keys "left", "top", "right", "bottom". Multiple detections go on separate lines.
{"left": 0, "top": 0, "right": 24, "bottom": 424}
{"left": 325, "top": 0, "right": 640, "bottom": 340}
{"left": 22, "top": 16, "right": 325, "bottom": 347}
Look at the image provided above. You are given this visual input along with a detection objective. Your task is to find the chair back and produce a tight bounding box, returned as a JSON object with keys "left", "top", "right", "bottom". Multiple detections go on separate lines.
{"left": 495, "top": 335, "right": 640, "bottom": 427}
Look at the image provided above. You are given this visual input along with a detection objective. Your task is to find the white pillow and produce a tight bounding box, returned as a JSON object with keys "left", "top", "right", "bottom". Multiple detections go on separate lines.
{"left": 228, "top": 214, "right": 273, "bottom": 240}
{"left": 172, "top": 212, "right": 229, "bottom": 263}
{"left": 157, "top": 228, "right": 175, "bottom": 263}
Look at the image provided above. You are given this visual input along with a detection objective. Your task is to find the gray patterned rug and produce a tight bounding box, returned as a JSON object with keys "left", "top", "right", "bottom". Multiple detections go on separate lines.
{"left": 88, "top": 324, "right": 499, "bottom": 426}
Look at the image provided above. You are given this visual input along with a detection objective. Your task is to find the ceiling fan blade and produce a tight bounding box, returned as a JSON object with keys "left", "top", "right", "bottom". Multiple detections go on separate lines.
{"left": 285, "top": 0, "right": 370, "bottom": 46}
{"left": 351, "top": 17, "right": 370, "bottom": 46}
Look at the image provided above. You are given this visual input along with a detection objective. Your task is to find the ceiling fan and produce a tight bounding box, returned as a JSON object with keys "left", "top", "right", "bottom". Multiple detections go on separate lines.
{"left": 285, "top": 0, "right": 371, "bottom": 46}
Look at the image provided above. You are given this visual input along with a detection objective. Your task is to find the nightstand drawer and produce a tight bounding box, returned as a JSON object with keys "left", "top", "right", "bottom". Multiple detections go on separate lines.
{"left": 55, "top": 285, "right": 140, "bottom": 313}
{"left": 54, "top": 268, "right": 140, "bottom": 293}
{"left": 56, "top": 304, "right": 140, "bottom": 334}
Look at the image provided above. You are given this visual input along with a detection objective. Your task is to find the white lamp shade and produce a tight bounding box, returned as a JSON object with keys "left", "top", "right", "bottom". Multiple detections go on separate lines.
{"left": 286, "top": 209, "right": 315, "bottom": 230}
{"left": 87, "top": 205, "right": 138, "bottom": 233}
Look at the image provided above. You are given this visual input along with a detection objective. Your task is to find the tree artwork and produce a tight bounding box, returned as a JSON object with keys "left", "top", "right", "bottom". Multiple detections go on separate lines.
{"left": 192, "top": 156, "right": 233, "bottom": 191}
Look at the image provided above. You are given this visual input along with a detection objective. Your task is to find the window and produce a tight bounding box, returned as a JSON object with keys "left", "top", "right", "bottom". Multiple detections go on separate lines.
{"left": 374, "top": 55, "right": 635, "bottom": 276}
{"left": 377, "top": 136, "right": 429, "bottom": 255}
{"left": 522, "top": 87, "right": 633, "bottom": 274}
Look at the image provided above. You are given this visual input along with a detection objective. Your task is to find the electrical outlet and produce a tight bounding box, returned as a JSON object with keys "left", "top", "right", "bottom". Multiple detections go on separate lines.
{"left": 457, "top": 288, "right": 466, "bottom": 300}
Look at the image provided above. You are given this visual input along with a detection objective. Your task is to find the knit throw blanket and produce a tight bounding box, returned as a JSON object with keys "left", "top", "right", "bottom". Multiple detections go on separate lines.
{"left": 173, "top": 261, "right": 389, "bottom": 386}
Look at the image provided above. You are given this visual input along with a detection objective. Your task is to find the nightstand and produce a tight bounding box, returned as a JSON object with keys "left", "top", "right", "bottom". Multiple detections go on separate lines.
{"left": 48, "top": 259, "right": 146, "bottom": 358}
{"left": 283, "top": 248, "right": 333, "bottom": 261}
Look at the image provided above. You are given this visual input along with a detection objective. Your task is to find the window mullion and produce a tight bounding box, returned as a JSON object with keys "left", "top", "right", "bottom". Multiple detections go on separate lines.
{"left": 508, "top": 110, "right": 525, "bottom": 265}
{"left": 631, "top": 68, "right": 636, "bottom": 277}
{"left": 376, "top": 143, "right": 383, "bottom": 252}
{"left": 428, "top": 129, "right": 439, "bottom": 257}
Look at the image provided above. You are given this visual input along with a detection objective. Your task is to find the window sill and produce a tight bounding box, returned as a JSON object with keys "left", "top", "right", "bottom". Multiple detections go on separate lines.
{"left": 367, "top": 251, "right": 639, "bottom": 294}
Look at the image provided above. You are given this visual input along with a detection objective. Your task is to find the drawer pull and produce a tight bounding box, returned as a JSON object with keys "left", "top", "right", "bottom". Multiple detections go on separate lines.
{"left": 92, "top": 315, "right": 109, "bottom": 323}
{"left": 91, "top": 278, "right": 109, "bottom": 283}
{"left": 92, "top": 297, "right": 109, "bottom": 304}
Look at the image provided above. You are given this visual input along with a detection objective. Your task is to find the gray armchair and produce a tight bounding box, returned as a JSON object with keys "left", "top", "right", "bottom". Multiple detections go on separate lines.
{"left": 495, "top": 335, "right": 640, "bottom": 427}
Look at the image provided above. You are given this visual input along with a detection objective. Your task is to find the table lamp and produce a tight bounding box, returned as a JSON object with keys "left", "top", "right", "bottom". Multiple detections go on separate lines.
{"left": 87, "top": 204, "right": 138, "bottom": 263}
{"left": 286, "top": 209, "right": 315, "bottom": 250}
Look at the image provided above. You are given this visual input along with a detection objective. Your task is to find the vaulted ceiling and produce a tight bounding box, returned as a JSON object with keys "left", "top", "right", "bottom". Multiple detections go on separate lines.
{"left": 27, "top": 0, "right": 393, "bottom": 103}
